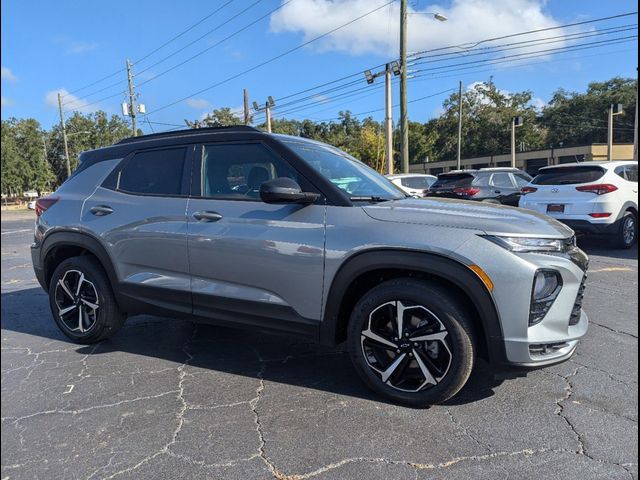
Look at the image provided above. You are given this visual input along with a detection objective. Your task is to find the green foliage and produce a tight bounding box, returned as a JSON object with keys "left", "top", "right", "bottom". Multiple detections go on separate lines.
{"left": 540, "top": 76, "right": 637, "bottom": 147}
{"left": 185, "top": 107, "right": 243, "bottom": 128}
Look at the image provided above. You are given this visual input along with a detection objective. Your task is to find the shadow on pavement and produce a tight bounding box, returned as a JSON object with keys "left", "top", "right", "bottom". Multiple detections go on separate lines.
{"left": 2, "top": 287, "right": 505, "bottom": 407}
{"left": 577, "top": 236, "right": 638, "bottom": 260}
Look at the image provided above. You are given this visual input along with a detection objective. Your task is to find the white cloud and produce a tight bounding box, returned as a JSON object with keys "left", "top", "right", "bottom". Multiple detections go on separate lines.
{"left": 45, "top": 88, "right": 98, "bottom": 113}
{"left": 1, "top": 66, "right": 17, "bottom": 82}
{"left": 270, "top": 0, "right": 565, "bottom": 57}
{"left": 186, "top": 98, "right": 212, "bottom": 109}
{"left": 530, "top": 97, "right": 546, "bottom": 111}
{"left": 66, "top": 41, "right": 98, "bottom": 55}
{"left": 1, "top": 96, "right": 15, "bottom": 107}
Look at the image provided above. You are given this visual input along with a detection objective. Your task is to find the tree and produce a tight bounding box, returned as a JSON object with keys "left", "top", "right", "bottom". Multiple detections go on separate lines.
{"left": 47, "top": 111, "right": 132, "bottom": 184}
{"left": 1, "top": 121, "right": 23, "bottom": 196}
{"left": 186, "top": 107, "right": 243, "bottom": 128}
{"left": 540, "top": 77, "right": 637, "bottom": 147}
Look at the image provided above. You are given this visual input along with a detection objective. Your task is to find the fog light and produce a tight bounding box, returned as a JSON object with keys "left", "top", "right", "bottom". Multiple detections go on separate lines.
{"left": 530, "top": 270, "right": 562, "bottom": 326}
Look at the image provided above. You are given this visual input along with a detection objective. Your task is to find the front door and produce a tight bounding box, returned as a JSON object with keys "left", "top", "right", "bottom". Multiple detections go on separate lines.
{"left": 186, "top": 142, "right": 326, "bottom": 337}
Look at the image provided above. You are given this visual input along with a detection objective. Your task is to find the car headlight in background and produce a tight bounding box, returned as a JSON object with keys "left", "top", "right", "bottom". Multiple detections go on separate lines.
{"left": 482, "top": 235, "right": 567, "bottom": 253}
{"left": 529, "top": 269, "right": 563, "bottom": 326}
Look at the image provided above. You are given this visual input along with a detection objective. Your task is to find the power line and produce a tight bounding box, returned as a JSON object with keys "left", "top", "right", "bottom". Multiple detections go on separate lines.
{"left": 61, "top": 0, "right": 238, "bottom": 98}
{"left": 134, "top": 0, "right": 237, "bottom": 65}
{"left": 408, "top": 11, "right": 638, "bottom": 58}
{"left": 136, "top": 0, "right": 266, "bottom": 77}
{"left": 145, "top": 1, "right": 395, "bottom": 115}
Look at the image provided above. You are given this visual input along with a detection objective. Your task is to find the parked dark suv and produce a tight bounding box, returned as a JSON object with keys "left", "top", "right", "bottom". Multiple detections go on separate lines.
{"left": 427, "top": 168, "right": 532, "bottom": 206}
{"left": 31, "top": 127, "right": 588, "bottom": 406}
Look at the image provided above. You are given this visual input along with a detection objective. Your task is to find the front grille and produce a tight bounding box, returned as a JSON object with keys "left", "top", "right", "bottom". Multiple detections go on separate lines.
{"left": 569, "top": 273, "right": 587, "bottom": 325}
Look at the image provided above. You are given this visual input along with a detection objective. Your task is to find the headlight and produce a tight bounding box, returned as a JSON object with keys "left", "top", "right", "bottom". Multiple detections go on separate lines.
{"left": 482, "top": 235, "right": 565, "bottom": 253}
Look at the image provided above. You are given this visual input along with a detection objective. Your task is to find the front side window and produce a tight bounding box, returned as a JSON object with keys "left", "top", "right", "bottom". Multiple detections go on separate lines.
{"left": 116, "top": 148, "right": 186, "bottom": 195}
{"left": 283, "top": 140, "right": 405, "bottom": 200}
{"left": 202, "top": 143, "right": 300, "bottom": 200}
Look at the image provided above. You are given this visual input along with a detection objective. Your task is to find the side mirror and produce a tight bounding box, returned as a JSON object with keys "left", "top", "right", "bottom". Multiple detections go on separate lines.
{"left": 260, "top": 177, "right": 320, "bottom": 204}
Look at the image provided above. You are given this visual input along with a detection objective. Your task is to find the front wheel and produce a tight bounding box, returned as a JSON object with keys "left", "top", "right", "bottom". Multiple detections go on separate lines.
{"left": 347, "top": 279, "right": 475, "bottom": 407}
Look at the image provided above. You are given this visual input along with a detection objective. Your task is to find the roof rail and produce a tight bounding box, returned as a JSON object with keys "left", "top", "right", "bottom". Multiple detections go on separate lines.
{"left": 116, "top": 125, "right": 261, "bottom": 145}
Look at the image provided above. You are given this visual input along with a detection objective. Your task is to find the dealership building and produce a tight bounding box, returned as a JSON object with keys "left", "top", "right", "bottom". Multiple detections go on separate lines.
{"left": 410, "top": 143, "right": 636, "bottom": 176}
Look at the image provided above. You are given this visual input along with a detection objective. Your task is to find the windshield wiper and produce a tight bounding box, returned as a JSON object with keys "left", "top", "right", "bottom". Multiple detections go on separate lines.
{"left": 349, "top": 196, "right": 392, "bottom": 202}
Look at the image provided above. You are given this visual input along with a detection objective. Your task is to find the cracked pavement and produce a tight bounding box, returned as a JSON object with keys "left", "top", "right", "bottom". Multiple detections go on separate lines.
{"left": 1, "top": 210, "right": 638, "bottom": 479}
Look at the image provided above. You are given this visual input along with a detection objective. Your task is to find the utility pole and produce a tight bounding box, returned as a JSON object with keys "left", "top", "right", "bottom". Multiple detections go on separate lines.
{"left": 608, "top": 103, "right": 624, "bottom": 161}
{"left": 457, "top": 80, "right": 463, "bottom": 170}
{"left": 57, "top": 92, "right": 71, "bottom": 179}
{"left": 243, "top": 88, "right": 250, "bottom": 126}
{"left": 399, "top": 0, "right": 409, "bottom": 173}
{"left": 364, "top": 62, "right": 400, "bottom": 175}
{"left": 511, "top": 116, "right": 523, "bottom": 168}
{"left": 385, "top": 64, "right": 394, "bottom": 175}
{"left": 126, "top": 59, "right": 137, "bottom": 137}
{"left": 253, "top": 97, "right": 275, "bottom": 133}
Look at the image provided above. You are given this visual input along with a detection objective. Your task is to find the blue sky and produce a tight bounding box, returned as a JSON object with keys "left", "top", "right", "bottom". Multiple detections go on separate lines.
{"left": 1, "top": 0, "right": 637, "bottom": 134}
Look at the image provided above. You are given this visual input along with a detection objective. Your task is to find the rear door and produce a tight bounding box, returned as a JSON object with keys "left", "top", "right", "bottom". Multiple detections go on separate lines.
{"left": 81, "top": 146, "right": 193, "bottom": 314}
{"left": 488, "top": 172, "right": 520, "bottom": 205}
{"left": 523, "top": 165, "right": 607, "bottom": 217}
{"left": 185, "top": 141, "right": 326, "bottom": 336}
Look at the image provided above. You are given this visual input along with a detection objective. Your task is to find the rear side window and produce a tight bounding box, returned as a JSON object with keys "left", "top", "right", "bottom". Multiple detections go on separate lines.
{"left": 401, "top": 176, "right": 434, "bottom": 189}
{"left": 116, "top": 148, "right": 186, "bottom": 195}
{"left": 626, "top": 165, "right": 638, "bottom": 182}
{"left": 489, "top": 173, "right": 515, "bottom": 188}
{"left": 431, "top": 174, "right": 474, "bottom": 189}
{"left": 532, "top": 166, "right": 605, "bottom": 185}
{"left": 513, "top": 173, "right": 532, "bottom": 187}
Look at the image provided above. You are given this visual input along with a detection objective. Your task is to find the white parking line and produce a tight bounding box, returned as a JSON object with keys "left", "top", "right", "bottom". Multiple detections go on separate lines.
{"left": 1, "top": 229, "right": 32, "bottom": 236}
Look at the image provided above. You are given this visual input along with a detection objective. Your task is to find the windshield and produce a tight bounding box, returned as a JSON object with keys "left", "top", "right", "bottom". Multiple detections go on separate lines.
{"left": 283, "top": 140, "right": 406, "bottom": 200}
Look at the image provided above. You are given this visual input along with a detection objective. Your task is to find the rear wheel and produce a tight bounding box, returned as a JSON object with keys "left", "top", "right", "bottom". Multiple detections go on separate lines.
{"left": 49, "top": 256, "right": 126, "bottom": 344}
{"left": 347, "top": 279, "right": 475, "bottom": 407}
{"left": 613, "top": 211, "right": 637, "bottom": 249}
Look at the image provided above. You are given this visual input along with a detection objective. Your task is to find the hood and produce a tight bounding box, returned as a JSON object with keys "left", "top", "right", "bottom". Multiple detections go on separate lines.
{"left": 362, "top": 197, "right": 574, "bottom": 238}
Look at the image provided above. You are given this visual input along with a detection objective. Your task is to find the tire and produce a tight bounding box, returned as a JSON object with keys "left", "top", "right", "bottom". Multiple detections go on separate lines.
{"left": 612, "top": 211, "right": 637, "bottom": 249}
{"left": 48, "top": 256, "right": 126, "bottom": 344}
{"left": 347, "top": 278, "right": 475, "bottom": 407}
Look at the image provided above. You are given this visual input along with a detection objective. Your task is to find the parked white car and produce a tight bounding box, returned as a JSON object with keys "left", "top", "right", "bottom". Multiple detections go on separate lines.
{"left": 519, "top": 161, "right": 638, "bottom": 248}
{"left": 27, "top": 200, "right": 37, "bottom": 210}
{"left": 386, "top": 173, "right": 437, "bottom": 197}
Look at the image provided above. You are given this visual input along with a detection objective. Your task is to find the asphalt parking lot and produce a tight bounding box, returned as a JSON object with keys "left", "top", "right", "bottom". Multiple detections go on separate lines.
{"left": 1, "top": 209, "right": 637, "bottom": 480}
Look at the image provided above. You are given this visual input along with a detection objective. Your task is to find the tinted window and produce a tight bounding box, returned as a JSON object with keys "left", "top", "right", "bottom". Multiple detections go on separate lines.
{"left": 513, "top": 173, "right": 532, "bottom": 187}
{"left": 431, "top": 174, "right": 474, "bottom": 189}
{"left": 615, "top": 166, "right": 626, "bottom": 180}
{"left": 202, "top": 143, "right": 300, "bottom": 200}
{"left": 117, "top": 148, "right": 186, "bottom": 195}
{"left": 401, "top": 176, "right": 434, "bottom": 189}
{"left": 490, "top": 173, "right": 515, "bottom": 188}
{"left": 626, "top": 165, "right": 638, "bottom": 182}
{"left": 532, "top": 166, "right": 605, "bottom": 185}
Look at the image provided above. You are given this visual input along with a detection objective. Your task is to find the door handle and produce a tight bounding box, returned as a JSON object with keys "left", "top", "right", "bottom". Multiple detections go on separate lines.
{"left": 90, "top": 205, "right": 113, "bottom": 216}
{"left": 193, "top": 211, "right": 223, "bottom": 222}
{"left": 494, "top": 190, "right": 502, "bottom": 194}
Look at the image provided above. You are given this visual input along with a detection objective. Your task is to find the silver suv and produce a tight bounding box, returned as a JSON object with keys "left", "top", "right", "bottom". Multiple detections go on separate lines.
{"left": 31, "top": 126, "right": 589, "bottom": 406}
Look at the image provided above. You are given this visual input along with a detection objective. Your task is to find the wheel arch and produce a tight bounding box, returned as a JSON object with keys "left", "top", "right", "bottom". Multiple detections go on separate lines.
{"left": 41, "top": 231, "right": 119, "bottom": 297}
{"left": 320, "top": 250, "right": 507, "bottom": 366}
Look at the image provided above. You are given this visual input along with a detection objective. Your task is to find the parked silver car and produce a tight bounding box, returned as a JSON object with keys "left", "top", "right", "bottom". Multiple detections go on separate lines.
{"left": 31, "top": 126, "right": 589, "bottom": 406}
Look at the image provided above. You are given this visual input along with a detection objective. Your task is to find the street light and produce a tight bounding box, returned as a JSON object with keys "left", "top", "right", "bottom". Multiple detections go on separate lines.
{"left": 400, "top": 4, "right": 448, "bottom": 173}
{"left": 511, "top": 116, "right": 524, "bottom": 168}
{"left": 608, "top": 103, "right": 624, "bottom": 161}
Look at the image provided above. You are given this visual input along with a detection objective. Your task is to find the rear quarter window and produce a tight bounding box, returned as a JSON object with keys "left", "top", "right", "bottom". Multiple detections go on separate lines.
{"left": 532, "top": 166, "right": 605, "bottom": 185}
